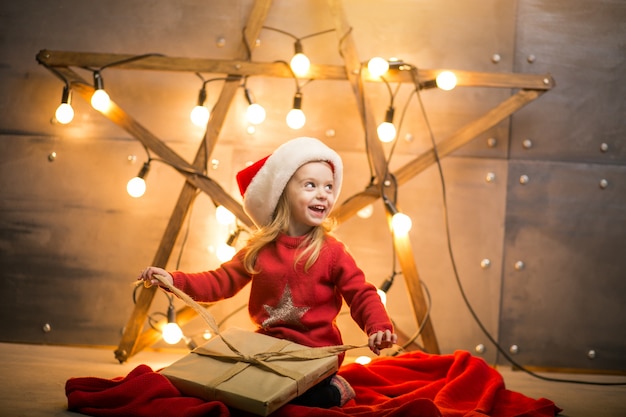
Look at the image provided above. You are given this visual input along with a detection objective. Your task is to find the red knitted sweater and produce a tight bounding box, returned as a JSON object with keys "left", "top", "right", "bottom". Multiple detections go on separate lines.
{"left": 171, "top": 233, "right": 393, "bottom": 357}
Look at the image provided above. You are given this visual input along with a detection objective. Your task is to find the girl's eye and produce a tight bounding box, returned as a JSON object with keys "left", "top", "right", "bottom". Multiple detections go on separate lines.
{"left": 305, "top": 182, "right": 315, "bottom": 189}
{"left": 325, "top": 184, "right": 333, "bottom": 192}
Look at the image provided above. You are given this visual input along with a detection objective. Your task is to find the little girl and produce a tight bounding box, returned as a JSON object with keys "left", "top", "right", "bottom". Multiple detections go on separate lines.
{"left": 140, "top": 137, "right": 397, "bottom": 408}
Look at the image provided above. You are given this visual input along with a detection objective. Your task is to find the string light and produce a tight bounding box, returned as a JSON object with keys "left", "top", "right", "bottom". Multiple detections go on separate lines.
{"left": 190, "top": 85, "right": 209, "bottom": 127}
{"left": 90, "top": 71, "right": 110, "bottom": 112}
{"left": 290, "top": 40, "right": 310, "bottom": 77}
{"left": 162, "top": 303, "right": 183, "bottom": 344}
{"left": 377, "top": 106, "right": 397, "bottom": 143}
{"left": 127, "top": 161, "right": 150, "bottom": 198}
{"left": 54, "top": 85, "right": 74, "bottom": 124}
{"left": 215, "top": 205, "right": 236, "bottom": 225}
{"left": 367, "top": 57, "right": 389, "bottom": 78}
{"left": 286, "top": 92, "right": 305, "bottom": 129}
{"left": 244, "top": 86, "right": 266, "bottom": 125}
{"left": 436, "top": 71, "right": 457, "bottom": 91}
{"left": 384, "top": 198, "right": 412, "bottom": 235}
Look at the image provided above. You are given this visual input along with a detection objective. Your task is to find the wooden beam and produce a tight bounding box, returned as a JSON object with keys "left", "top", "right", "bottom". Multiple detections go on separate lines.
{"left": 37, "top": 49, "right": 554, "bottom": 90}
{"left": 53, "top": 68, "right": 252, "bottom": 229}
{"left": 327, "top": 0, "right": 389, "bottom": 188}
{"left": 332, "top": 88, "right": 548, "bottom": 224}
{"left": 390, "top": 225, "right": 440, "bottom": 354}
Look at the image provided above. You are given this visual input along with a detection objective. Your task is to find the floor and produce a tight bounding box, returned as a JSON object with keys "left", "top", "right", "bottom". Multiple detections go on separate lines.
{"left": 1, "top": 342, "right": 625, "bottom": 417}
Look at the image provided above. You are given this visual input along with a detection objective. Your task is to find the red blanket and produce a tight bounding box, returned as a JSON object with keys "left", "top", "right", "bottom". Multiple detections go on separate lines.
{"left": 66, "top": 350, "right": 561, "bottom": 417}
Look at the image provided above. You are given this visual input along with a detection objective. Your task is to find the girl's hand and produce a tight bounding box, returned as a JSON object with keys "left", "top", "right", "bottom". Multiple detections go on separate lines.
{"left": 368, "top": 329, "right": 398, "bottom": 355}
{"left": 138, "top": 266, "right": 173, "bottom": 288}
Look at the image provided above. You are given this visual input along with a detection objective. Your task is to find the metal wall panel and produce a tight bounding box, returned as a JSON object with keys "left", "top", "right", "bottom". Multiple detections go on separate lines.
{"left": 511, "top": 0, "right": 626, "bottom": 164}
{"left": 500, "top": 160, "right": 626, "bottom": 371}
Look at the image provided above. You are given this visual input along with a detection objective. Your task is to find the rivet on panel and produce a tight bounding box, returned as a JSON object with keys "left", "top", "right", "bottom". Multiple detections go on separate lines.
{"left": 486, "top": 137, "right": 497, "bottom": 148}
{"left": 587, "top": 349, "right": 596, "bottom": 360}
{"left": 404, "top": 133, "right": 414, "bottom": 142}
{"left": 216, "top": 37, "right": 226, "bottom": 48}
{"left": 42, "top": 323, "right": 52, "bottom": 333}
{"left": 519, "top": 175, "right": 529, "bottom": 185}
{"left": 475, "top": 344, "right": 486, "bottom": 354}
{"left": 485, "top": 172, "right": 496, "bottom": 183}
{"left": 128, "top": 154, "right": 137, "bottom": 163}
{"left": 480, "top": 259, "right": 491, "bottom": 269}
{"left": 211, "top": 159, "right": 220, "bottom": 170}
{"left": 325, "top": 129, "right": 336, "bottom": 138}
{"left": 491, "top": 53, "right": 501, "bottom": 64}
{"left": 599, "top": 179, "right": 608, "bottom": 189}
{"left": 522, "top": 139, "right": 533, "bottom": 149}
{"left": 527, "top": 54, "right": 536, "bottom": 63}
{"left": 48, "top": 152, "right": 57, "bottom": 162}
{"left": 509, "top": 344, "right": 519, "bottom": 355}
{"left": 255, "top": 38, "right": 261, "bottom": 48}
{"left": 600, "top": 143, "right": 609, "bottom": 153}
{"left": 383, "top": 179, "right": 392, "bottom": 187}
{"left": 514, "top": 260, "right": 525, "bottom": 271}
{"left": 543, "top": 78, "right": 551, "bottom": 85}
{"left": 234, "top": 63, "right": 241, "bottom": 70}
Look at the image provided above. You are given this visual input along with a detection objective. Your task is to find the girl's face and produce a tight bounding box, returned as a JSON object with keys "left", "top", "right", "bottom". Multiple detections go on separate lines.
{"left": 285, "top": 161, "right": 336, "bottom": 236}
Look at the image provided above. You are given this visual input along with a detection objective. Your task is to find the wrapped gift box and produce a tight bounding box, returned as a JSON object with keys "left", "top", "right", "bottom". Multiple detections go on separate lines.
{"left": 161, "top": 327, "right": 339, "bottom": 416}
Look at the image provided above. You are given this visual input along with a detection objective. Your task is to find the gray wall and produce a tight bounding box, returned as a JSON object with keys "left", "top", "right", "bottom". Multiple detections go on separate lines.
{"left": 0, "top": 0, "right": 624, "bottom": 371}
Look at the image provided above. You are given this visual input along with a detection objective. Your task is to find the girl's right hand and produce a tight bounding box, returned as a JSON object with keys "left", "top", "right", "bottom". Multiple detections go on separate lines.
{"left": 138, "top": 266, "right": 173, "bottom": 288}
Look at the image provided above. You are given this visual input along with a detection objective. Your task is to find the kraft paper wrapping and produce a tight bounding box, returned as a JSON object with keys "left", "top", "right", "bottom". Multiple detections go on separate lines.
{"left": 161, "top": 327, "right": 339, "bottom": 416}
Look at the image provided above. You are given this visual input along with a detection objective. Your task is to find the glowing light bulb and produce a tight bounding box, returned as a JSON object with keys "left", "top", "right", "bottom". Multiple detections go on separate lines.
{"left": 391, "top": 212, "right": 412, "bottom": 235}
{"left": 55, "top": 86, "right": 74, "bottom": 124}
{"left": 355, "top": 356, "right": 372, "bottom": 365}
{"left": 55, "top": 103, "right": 74, "bottom": 124}
{"left": 357, "top": 204, "right": 374, "bottom": 219}
{"left": 290, "top": 40, "right": 310, "bottom": 77}
{"left": 190, "top": 105, "right": 210, "bottom": 127}
{"left": 215, "top": 205, "right": 236, "bottom": 225}
{"left": 436, "top": 71, "right": 457, "bottom": 91}
{"left": 290, "top": 53, "right": 310, "bottom": 77}
{"left": 246, "top": 103, "right": 266, "bottom": 125}
{"left": 367, "top": 57, "right": 389, "bottom": 77}
{"left": 286, "top": 108, "right": 306, "bottom": 130}
{"left": 126, "top": 162, "right": 150, "bottom": 198}
{"left": 377, "top": 122, "right": 396, "bottom": 143}
{"left": 126, "top": 177, "right": 146, "bottom": 198}
{"left": 377, "top": 289, "right": 387, "bottom": 307}
{"left": 286, "top": 92, "right": 305, "bottom": 129}
{"left": 91, "top": 89, "right": 110, "bottom": 112}
{"left": 377, "top": 107, "right": 396, "bottom": 142}
{"left": 162, "top": 322, "right": 183, "bottom": 344}
{"left": 216, "top": 242, "right": 236, "bottom": 263}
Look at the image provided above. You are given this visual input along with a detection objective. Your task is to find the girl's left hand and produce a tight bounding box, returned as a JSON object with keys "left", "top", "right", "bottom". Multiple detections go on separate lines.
{"left": 368, "top": 329, "right": 398, "bottom": 355}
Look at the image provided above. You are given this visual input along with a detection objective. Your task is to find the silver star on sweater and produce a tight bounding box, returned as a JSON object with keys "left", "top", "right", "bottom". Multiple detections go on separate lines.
{"left": 262, "top": 284, "right": 310, "bottom": 330}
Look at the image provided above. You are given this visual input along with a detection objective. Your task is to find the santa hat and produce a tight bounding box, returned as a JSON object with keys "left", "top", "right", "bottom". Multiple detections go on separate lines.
{"left": 236, "top": 137, "right": 343, "bottom": 227}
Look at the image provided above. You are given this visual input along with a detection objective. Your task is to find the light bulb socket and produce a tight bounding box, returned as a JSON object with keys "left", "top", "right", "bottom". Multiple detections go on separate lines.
{"left": 421, "top": 79, "right": 437, "bottom": 89}
{"left": 294, "top": 40, "right": 304, "bottom": 55}
{"left": 379, "top": 277, "right": 394, "bottom": 293}
{"left": 226, "top": 228, "right": 241, "bottom": 246}
{"left": 292, "top": 92, "right": 303, "bottom": 110}
{"left": 137, "top": 161, "right": 151, "bottom": 179}
{"left": 244, "top": 87, "right": 255, "bottom": 105}
{"left": 383, "top": 197, "right": 399, "bottom": 216}
{"left": 167, "top": 303, "right": 176, "bottom": 324}
{"left": 197, "top": 87, "right": 207, "bottom": 106}
{"left": 60, "top": 85, "right": 72, "bottom": 105}
{"left": 93, "top": 71, "right": 104, "bottom": 90}
{"left": 384, "top": 107, "right": 395, "bottom": 123}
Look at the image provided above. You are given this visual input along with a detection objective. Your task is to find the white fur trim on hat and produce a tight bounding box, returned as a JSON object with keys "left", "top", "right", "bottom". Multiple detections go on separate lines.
{"left": 242, "top": 137, "right": 343, "bottom": 227}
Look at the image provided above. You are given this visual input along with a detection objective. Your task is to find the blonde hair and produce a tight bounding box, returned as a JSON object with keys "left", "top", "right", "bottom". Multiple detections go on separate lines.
{"left": 243, "top": 190, "right": 336, "bottom": 274}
